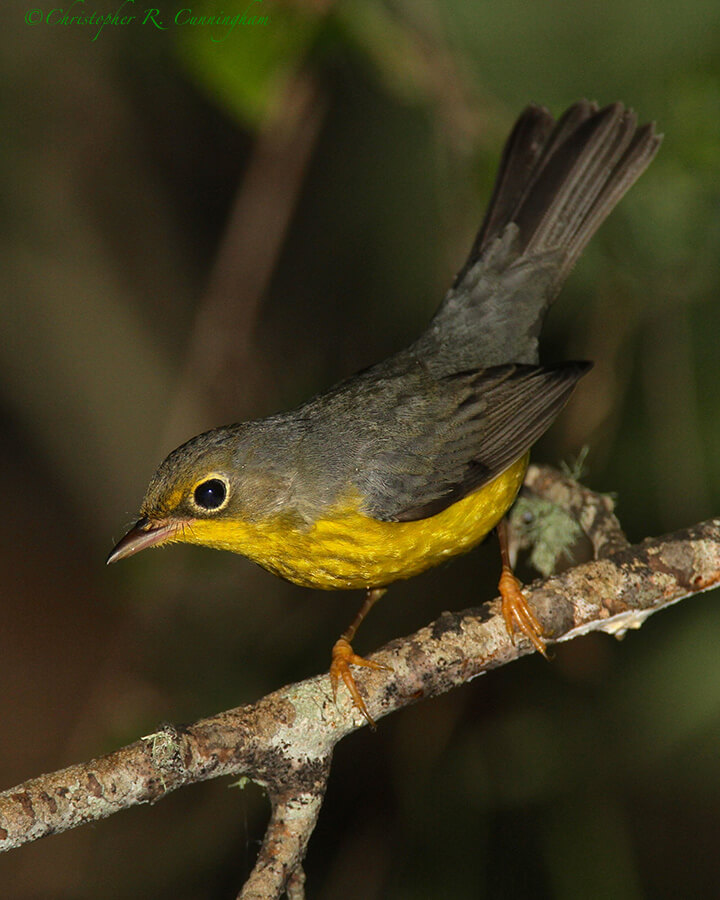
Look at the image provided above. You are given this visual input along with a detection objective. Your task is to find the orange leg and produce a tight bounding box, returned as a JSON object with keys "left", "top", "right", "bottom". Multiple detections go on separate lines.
{"left": 330, "top": 587, "right": 393, "bottom": 728}
{"left": 497, "top": 519, "right": 548, "bottom": 657}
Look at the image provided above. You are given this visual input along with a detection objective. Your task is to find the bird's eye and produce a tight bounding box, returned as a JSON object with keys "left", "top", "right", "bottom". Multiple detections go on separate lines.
{"left": 193, "top": 478, "right": 228, "bottom": 511}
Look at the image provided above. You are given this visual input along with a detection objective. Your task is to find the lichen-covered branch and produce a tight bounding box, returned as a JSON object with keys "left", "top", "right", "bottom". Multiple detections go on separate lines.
{"left": 522, "top": 462, "right": 631, "bottom": 558}
{"left": 239, "top": 788, "right": 327, "bottom": 900}
{"left": 1, "top": 471, "right": 719, "bottom": 899}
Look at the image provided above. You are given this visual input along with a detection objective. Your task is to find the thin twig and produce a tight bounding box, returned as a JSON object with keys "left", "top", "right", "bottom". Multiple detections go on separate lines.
{"left": 164, "top": 70, "right": 327, "bottom": 439}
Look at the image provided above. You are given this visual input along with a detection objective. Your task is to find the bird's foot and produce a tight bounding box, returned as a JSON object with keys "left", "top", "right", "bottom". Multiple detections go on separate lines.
{"left": 498, "top": 566, "right": 548, "bottom": 657}
{"left": 330, "top": 638, "right": 392, "bottom": 728}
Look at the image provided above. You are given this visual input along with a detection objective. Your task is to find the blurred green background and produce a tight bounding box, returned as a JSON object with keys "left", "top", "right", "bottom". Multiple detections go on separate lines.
{"left": 1, "top": 0, "right": 719, "bottom": 897}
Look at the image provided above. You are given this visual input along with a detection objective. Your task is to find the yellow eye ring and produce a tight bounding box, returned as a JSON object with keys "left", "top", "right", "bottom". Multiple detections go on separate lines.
{"left": 190, "top": 475, "right": 230, "bottom": 513}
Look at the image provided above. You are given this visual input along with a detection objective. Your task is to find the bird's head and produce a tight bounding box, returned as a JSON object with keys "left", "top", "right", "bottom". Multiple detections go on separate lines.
{"left": 106, "top": 426, "right": 254, "bottom": 564}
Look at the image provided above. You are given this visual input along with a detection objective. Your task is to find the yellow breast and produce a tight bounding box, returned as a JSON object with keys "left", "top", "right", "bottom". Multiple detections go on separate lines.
{"left": 181, "top": 455, "right": 528, "bottom": 590}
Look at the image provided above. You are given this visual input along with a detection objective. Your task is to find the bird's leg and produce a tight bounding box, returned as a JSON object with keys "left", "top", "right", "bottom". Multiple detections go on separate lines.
{"left": 330, "top": 587, "right": 393, "bottom": 728}
{"left": 497, "top": 518, "right": 548, "bottom": 657}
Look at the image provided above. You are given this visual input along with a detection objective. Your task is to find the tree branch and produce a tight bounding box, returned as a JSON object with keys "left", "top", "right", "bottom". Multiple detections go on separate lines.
{"left": 2, "top": 469, "right": 718, "bottom": 899}
{"left": 522, "top": 462, "right": 631, "bottom": 558}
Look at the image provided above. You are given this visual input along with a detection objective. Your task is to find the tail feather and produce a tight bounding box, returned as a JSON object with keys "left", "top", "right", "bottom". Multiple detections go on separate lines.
{"left": 419, "top": 101, "right": 661, "bottom": 370}
{"left": 558, "top": 121, "right": 659, "bottom": 280}
{"left": 519, "top": 104, "right": 637, "bottom": 256}
{"left": 460, "top": 106, "right": 555, "bottom": 272}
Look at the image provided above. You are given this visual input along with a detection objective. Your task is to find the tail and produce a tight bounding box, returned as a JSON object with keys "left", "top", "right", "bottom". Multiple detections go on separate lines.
{"left": 415, "top": 101, "right": 661, "bottom": 369}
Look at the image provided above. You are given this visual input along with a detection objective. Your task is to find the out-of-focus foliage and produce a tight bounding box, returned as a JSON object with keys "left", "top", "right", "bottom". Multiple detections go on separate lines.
{"left": 178, "top": 2, "right": 322, "bottom": 125}
{"left": 1, "top": 0, "right": 719, "bottom": 897}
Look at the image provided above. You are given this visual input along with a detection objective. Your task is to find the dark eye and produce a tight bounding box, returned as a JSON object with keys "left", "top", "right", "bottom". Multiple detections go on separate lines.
{"left": 193, "top": 478, "right": 227, "bottom": 511}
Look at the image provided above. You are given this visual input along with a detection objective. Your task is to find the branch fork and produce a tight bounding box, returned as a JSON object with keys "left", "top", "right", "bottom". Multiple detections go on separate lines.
{"left": 2, "top": 467, "right": 719, "bottom": 899}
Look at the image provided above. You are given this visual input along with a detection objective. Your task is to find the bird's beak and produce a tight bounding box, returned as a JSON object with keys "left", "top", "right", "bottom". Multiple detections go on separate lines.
{"left": 106, "top": 517, "right": 181, "bottom": 565}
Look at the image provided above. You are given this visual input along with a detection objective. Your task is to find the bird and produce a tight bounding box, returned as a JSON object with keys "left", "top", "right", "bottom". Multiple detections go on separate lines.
{"left": 108, "top": 100, "right": 661, "bottom": 726}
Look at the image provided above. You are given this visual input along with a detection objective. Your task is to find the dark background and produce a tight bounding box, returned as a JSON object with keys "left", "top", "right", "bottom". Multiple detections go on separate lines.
{"left": 2, "top": 0, "right": 720, "bottom": 896}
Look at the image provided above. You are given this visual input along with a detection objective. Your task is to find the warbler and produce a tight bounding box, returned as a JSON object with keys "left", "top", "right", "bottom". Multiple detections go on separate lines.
{"left": 108, "top": 101, "right": 660, "bottom": 725}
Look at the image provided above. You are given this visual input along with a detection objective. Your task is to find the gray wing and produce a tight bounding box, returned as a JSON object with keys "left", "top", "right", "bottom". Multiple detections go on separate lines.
{"left": 361, "top": 360, "right": 591, "bottom": 522}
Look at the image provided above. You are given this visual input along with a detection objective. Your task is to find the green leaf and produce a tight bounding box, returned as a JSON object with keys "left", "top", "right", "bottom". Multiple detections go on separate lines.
{"left": 176, "top": 0, "right": 322, "bottom": 127}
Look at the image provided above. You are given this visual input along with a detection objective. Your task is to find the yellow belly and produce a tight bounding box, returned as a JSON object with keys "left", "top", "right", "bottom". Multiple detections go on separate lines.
{"left": 182, "top": 455, "right": 528, "bottom": 590}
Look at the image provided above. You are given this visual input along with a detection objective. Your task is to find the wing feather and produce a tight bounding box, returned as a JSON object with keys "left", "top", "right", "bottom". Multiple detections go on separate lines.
{"left": 364, "top": 361, "right": 591, "bottom": 522}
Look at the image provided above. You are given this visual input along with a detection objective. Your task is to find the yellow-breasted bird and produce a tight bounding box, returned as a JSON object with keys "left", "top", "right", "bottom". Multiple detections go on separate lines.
{"left": 108, "top": 101, "right": 660, "bottom": 725}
